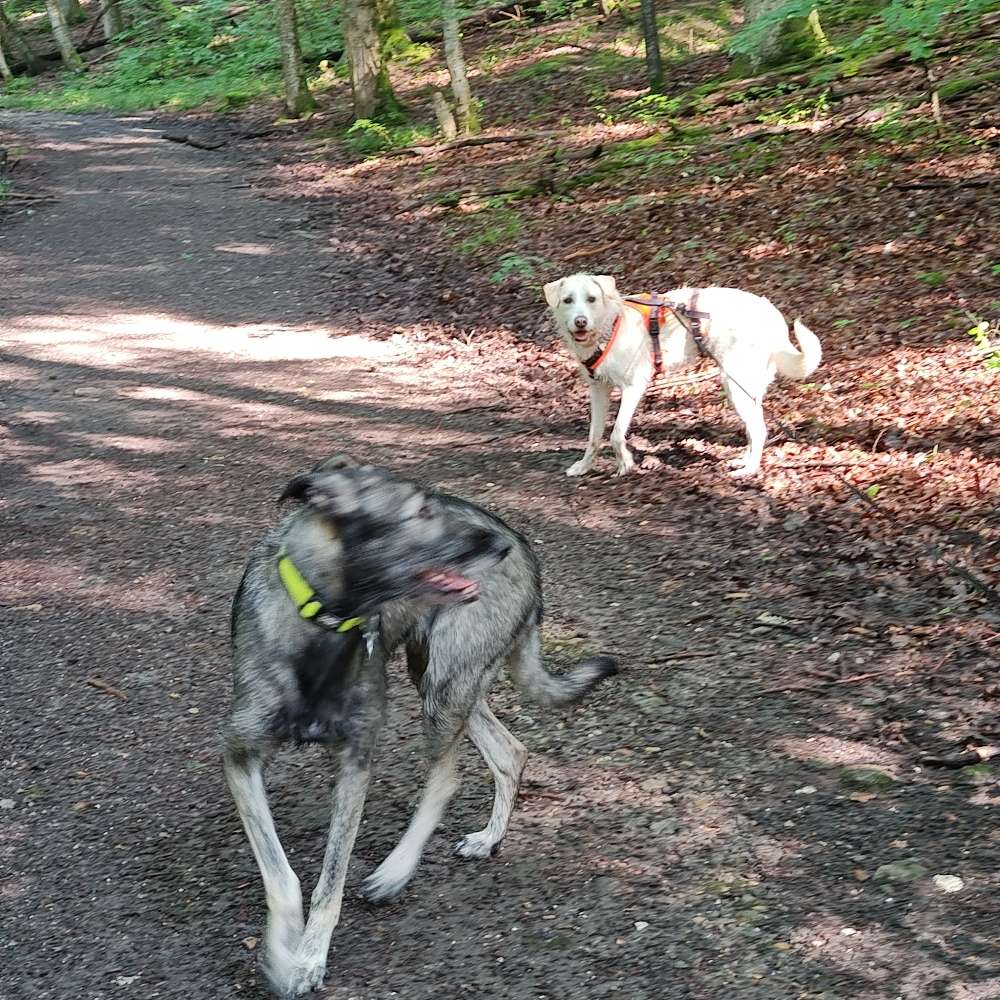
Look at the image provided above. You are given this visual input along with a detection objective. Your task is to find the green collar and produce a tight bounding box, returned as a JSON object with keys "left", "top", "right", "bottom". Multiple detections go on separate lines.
{"left": 277, "top": 548, "right": 363, "bottom": 633}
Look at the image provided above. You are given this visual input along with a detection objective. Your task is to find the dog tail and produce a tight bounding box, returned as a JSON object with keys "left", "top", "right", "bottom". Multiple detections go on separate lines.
{"left": 509, "top": 627, "right": 618, "bottom": 708}
{"left": 774, "top": 319, "right": 822, "bottom": 380}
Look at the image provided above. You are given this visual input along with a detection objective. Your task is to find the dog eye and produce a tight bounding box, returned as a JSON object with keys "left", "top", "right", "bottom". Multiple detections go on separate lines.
{"left": 586, "top": 295, "right": 596, "bottom": 303}
{"left": 417, "top": 502, "right": 435, "bottom": 520}
{"left": 562, "top": 296, "right": 573, "bottom": 304}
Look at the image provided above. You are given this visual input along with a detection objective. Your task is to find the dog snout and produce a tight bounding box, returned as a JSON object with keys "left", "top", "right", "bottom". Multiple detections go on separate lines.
{"left": 573, "top": 316, "right": 588, "bottom": 331}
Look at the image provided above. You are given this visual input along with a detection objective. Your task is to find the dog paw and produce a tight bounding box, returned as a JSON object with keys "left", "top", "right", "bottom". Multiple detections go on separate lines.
{"left": 454, "top": 831, "right": 502, "bottom": 860}
{"left": 727, "top": 455, "right": 749, "bottom": 468}
{"left": 360, "top": 856, "right": 416, "bottom": 904}
{"left": 266, "top": 956, "right": 325, "bottom": 998}
{"left": 728, "top": 463, "right": 760, "bottom": 479}
{"left": 565, "top": 460, "right": 592, "bottom": 477}
{"left": 613, "top": 458, "right": 635, "bottom": 477}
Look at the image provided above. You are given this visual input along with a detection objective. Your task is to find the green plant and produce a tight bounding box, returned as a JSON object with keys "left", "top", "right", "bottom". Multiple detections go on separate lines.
{"left": 968, "top": 320, "right": 999, "bottom": 371}
{"left": 510, "top": 53, "right": 576, "bottom": 80}
{"left": 344, "top": 119, "right": 432, "bottom": 156}
{"left": 623, "top": 92, "right": 682, "bottom": 125}
{"left": 860, "top": 152, "right": 891, "bottom": 170}
{"left": 758, "top": 91, "right": 829, "bottom": 126}
{"left": 918, "top": 270, "right": 946, "bottom": 288}
{"left": 457, "top": 207, "right": 523, "bottom": 254}
{"left": 489, "top": 253, "right": 548, "bottom": 283}
{"left": 729, "top": 0, "right": 995, "bottom": 71}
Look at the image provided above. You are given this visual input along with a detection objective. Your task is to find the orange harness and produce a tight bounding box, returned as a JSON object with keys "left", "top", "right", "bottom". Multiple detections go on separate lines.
{"left": 581, "top": 292, "right": 710, "bottom": 378}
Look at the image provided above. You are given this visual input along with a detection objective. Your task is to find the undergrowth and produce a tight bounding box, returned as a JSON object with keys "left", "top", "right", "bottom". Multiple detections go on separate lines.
{"left": 0, "top": 0, "right": 487, "bottom": 112}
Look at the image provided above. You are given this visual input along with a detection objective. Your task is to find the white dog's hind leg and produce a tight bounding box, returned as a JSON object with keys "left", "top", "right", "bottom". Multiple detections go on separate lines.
{"left": 275, "top": 753, "right": 371, "bottom": 998}
{"left": 455, "top": 702, "right": 528, "bottom": 859}
{"left": 567, "top": 381, "right": 610, "bottom": 476}
{"left": 223, "top": 749, "right": 305, "bottom": 993}
{"left": 609, "top": 379, "right": 646, "bottom": 476}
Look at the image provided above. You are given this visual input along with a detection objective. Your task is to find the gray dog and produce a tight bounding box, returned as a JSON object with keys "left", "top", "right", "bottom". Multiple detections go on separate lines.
{"left": 224, "top": 456, "right": 617, "bottom": 997}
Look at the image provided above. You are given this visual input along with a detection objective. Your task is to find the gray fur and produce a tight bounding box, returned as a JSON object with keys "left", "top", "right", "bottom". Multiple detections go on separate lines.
{"left": 224, "top": 457, "right": 617, "bottom": 998}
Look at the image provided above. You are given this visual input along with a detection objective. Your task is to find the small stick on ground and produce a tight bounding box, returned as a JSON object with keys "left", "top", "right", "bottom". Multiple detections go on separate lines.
{"left": 648, "top": 649, "right": 717, "bottom": 662}
{"left": 894, "top": 177, "right": 993, "bottom": 191}
{"left": 86, "top": 676, "right": 129, "bottom": 701}
{"left": 921, "top": 746, "right": 997, "bottom": 769}
{"left": 161, "top": 132, "right": 227, "bottom": 151}
{"left": 386, "top": 131, "right": 557, "bottom": 158}
{"left": 754, "top": 670, "right": 888, "bottom": 696}
{"left": 2, "top": 191, "right": 59, "bottom": 201}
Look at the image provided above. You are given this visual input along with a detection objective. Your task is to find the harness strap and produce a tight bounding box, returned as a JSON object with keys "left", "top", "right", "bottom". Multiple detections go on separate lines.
{"left": 682, "top": 290, "right": 711, "bottom": 358}
{"left": 646, "top": 292, "right": 664, "bottom": 374}
{"left": 583, "top": 293, "right": 714, "bottom": 378}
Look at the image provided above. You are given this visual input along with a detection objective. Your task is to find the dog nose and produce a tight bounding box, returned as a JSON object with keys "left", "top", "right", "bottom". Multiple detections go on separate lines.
{"left": 573, "top": 316, "right": 588, "bottom": 330}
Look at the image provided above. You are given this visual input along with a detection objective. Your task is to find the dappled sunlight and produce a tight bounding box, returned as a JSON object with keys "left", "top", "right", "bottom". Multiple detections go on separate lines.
{"left": 5, "top": 310, "right": 406, "bottom": 365}
{"left": 214, "top": 242, "right": 275, "bottom": 256}
{"left": 30, "top": 456, "right": 160, "bottom": 489}
{"left": 773, "top": 735, "right": 903, "bottom": 770}
{"left": 67, "top": 432, "right": 184, "bottom": 455}
{"left": 3, "top": 557, "right": 186, "bottom": 612}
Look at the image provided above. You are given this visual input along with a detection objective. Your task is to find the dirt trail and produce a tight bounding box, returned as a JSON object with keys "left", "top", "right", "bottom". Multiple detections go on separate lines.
{"left": 1, "top": 113, "right": 997, "bottom": 1000}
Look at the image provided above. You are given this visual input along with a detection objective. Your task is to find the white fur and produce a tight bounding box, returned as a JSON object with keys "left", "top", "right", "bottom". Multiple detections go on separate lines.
{"left": 543, "top": 273, "right": 822, "bottom": 478}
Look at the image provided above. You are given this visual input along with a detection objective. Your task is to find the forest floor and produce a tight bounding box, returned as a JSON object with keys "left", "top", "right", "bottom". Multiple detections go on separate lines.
{"left": 1, "top": 20, "right": 998, "bottom": 999}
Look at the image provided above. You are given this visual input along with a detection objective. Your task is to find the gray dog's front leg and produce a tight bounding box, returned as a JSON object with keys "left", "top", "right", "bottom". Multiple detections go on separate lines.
{"left": 223, "top": 749, "right": 305, "bottom": 991}
{"left": 271, "top": 752, "right": 371, "bottom": 998}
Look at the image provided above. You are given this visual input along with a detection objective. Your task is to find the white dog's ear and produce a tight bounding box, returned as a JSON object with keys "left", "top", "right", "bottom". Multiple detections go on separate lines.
{"left": 592, "top": 275, "right": 618, "bottom": 298}
{"left": 543, "top": 279, "right": 564, "bottom": 309}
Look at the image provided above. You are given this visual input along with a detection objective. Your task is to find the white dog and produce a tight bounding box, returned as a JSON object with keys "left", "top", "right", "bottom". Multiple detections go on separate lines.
{"left": 543, "top": 273, "right": 822, "bottom": 478}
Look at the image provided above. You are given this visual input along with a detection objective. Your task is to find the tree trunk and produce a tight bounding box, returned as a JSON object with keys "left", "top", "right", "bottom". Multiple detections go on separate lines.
{"left": 342, "top": 0, "right": 381, "bottom": 120}
{"left": 639, "top": 0, "right": 663, "bottom": 92}
{"left": 373, "top": 0, "right": 402, "bottom": 114}
{"left": 0, "top": 29, "right": 12, "bottom": 80}
{"left": 1, "top": 3, "right": 43, "bottom": 74}
{"left": 432, "top": 90, "right": 457, "bottom": 140}
{"left": 274, "top": 0, "right": 314, "bottom": 117}
{"left": 44, "top": 0, "right": 84, "bottom": 69}
{"left": 57, "top": 0, "right": 84, "bottom": 23}
{"left": 441, "top": 0, "right": 478, "bottom": 134}
{"left": 743, "top": 0, "right": 785, "bottom": 68}
{"left": 102, "top": 0, "right": 125, "bottom": 38}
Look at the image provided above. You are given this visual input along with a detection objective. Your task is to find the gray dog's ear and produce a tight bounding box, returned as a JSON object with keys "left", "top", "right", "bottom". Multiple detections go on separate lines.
{"left": 542, "top": 279, "right": 564, "bottom": 309}
{"left": 279, "top": 473, "right": 313, "bottom": 504}
{"left": 312, "top": 453, "right": 358, "bottom": 474}
{"left": 280, "top": 468, "right": 361, "bottom": 517}
{"left": 592, "top": 275, "right": 618, "bottom": 298}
